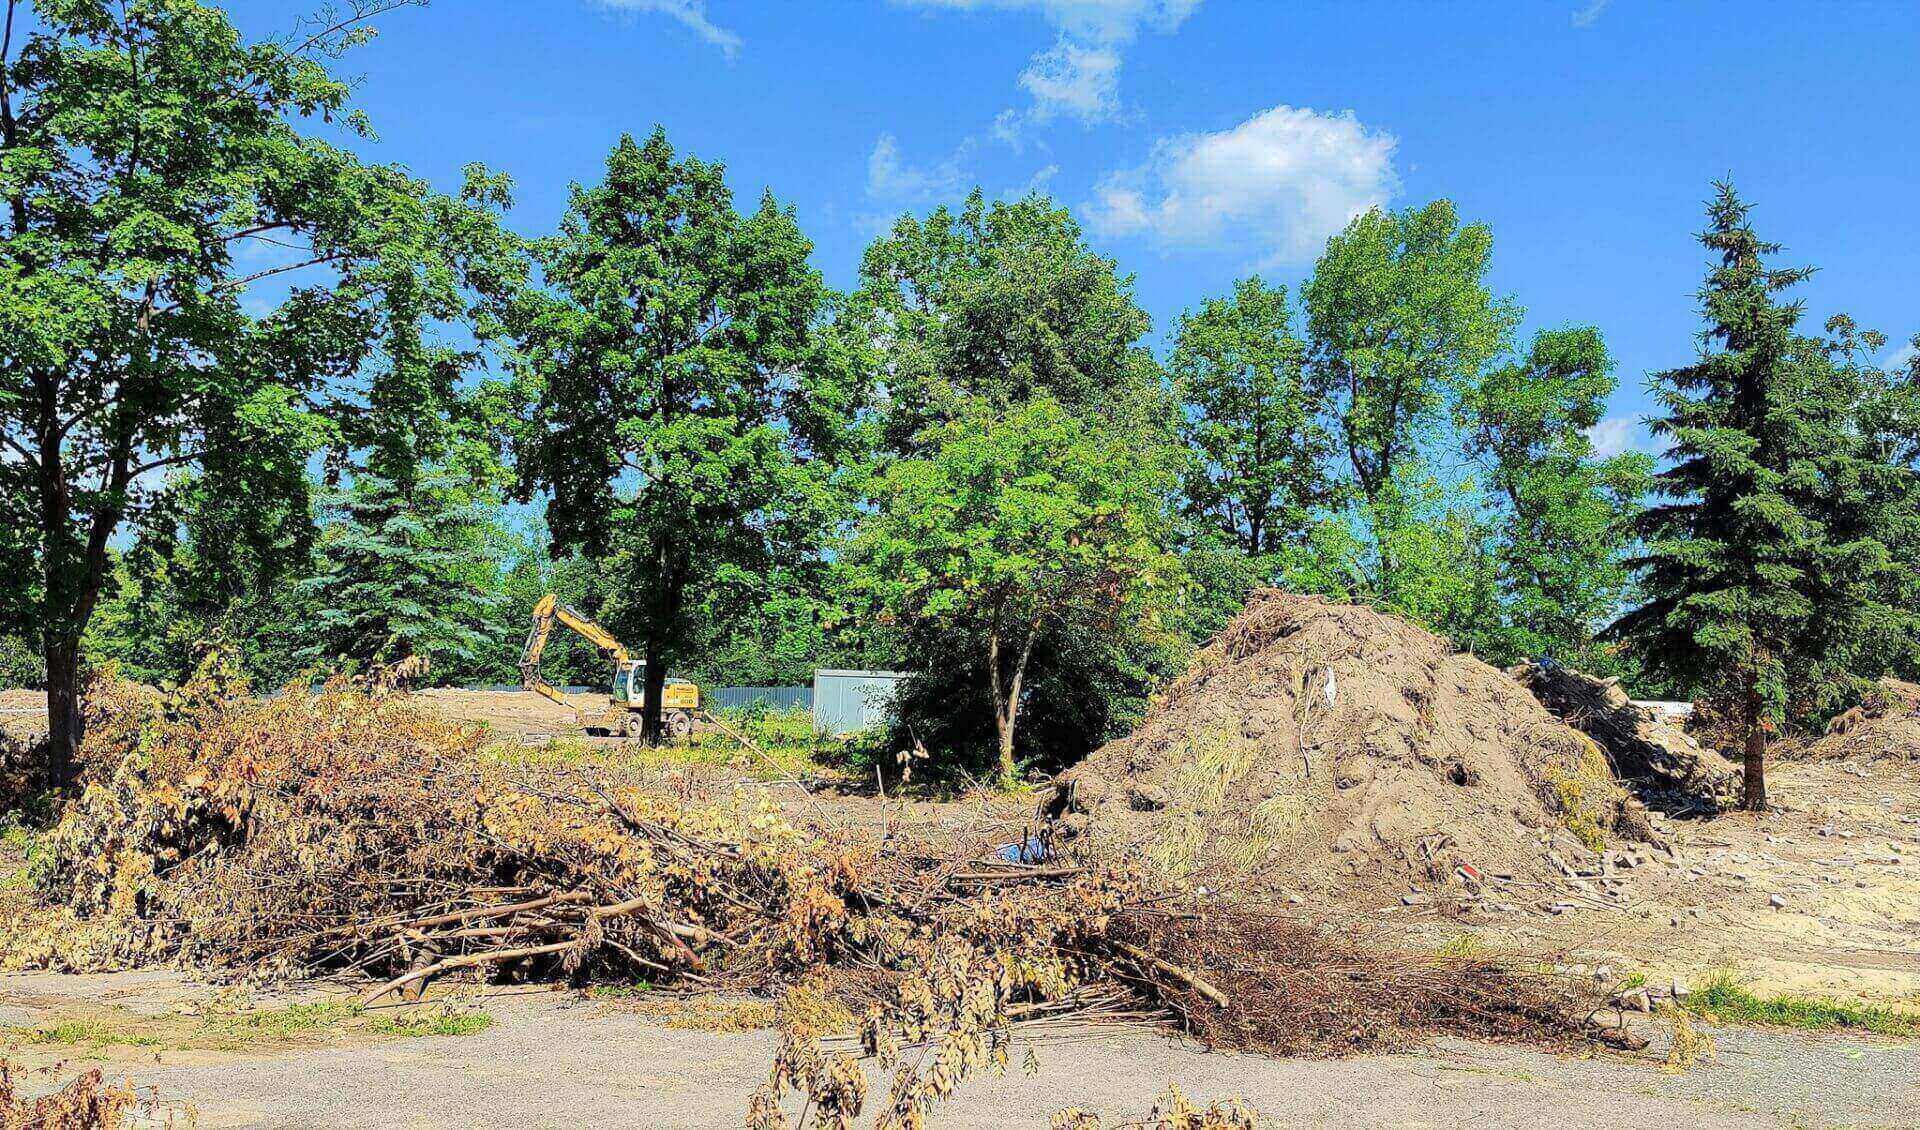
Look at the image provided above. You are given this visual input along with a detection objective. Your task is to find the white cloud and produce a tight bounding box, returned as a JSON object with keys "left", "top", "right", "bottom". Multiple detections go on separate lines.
{"left": 1884, "top": 339, "right": 1917, "bottom": 375}
{"left": 1585, "top": 415, "right": 1640, "bottom": 458}
{"left": 1007, "top": 163, "right": 1061, "bottom": 198}
{"left": 1571, "top": 0, "right": 1610, "bottom": 28}
{"left": 1019, "top": 39, "right": 1123, "bottom": 123}
{"left": 894, "top": 0, "right": 1200, "bottom": 132}
{"left": 866, "top": 133, "right": 969, "bottom": 204}
{"left": 1085, "top": 104, "right": 1399, "bottom": 266}
{"left": 594, "top": 0, "right": 742, "bottom": 58}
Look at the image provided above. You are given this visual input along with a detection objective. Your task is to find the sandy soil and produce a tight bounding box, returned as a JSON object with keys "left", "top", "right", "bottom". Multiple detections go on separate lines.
{"left": 1398, "top": 758, "right": 1920, "bottom": 1004}
{"left": 0, "top": 689, "right": 46, "bottom": 743}
{"left": 410, "top": 686, "right": 595, "bottom": 744}
{"left": 3, "top": 970, "right": 1914, "bottom": 1128}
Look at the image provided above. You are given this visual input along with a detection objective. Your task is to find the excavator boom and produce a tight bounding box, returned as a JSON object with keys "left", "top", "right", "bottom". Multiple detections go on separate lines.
{"left": 519, "top": 593, "right": 630, "bottom": 708}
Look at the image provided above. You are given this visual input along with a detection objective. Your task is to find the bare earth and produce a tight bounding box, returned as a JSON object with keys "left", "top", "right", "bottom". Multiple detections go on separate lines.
{"left": 1429, "top": 758, "right": 1920, "bottom": 1004}
{"left": 2, "top": 971, "right": 1915, "bottom": 1129}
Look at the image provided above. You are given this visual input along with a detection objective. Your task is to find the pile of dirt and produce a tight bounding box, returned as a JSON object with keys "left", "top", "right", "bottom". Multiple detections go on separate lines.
{"left": 1793, "top": 678, "right": 1920, "bottom": 763}
{"left": 1509, "top": 660, "right": 1740, "bottom": 810}
{"left": 1045, "top": 591, "right": 1649, "bottom": 908}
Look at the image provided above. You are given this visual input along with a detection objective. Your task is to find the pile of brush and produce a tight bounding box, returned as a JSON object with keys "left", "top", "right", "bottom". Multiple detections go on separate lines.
{"left": 16, "top": 667, "right": 1615, "bottom": 1127}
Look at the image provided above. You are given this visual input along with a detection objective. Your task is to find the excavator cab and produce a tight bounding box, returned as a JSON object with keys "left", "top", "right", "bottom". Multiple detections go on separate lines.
{"left": 614, "top": 660, "right": 699, "bottom": 739}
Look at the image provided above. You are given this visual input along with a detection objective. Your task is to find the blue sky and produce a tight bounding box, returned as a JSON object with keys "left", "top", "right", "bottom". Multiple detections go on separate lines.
{"left": 229, "top": 0, "right": 1918, "bottom": 452}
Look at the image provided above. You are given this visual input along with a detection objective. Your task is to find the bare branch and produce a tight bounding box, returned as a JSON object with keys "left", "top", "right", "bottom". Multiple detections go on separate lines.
{"left": 288, "top": 0, "right": 421, "bottom": 59}
{"left": 154, "top": 252, "right": 350, "bottom": 315}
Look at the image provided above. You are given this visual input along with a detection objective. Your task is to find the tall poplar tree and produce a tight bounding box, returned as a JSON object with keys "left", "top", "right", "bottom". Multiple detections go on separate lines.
{"left": 1172, "top": 276, "right": 1336, "bottom": 562}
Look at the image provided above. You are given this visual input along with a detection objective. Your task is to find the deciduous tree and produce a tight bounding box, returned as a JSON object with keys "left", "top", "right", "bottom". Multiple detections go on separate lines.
{"left": 1172, "top": 276, "right": 1336, "bottom": 563}
{"left": 850, "top": 395, "right": 1181, "bottom": 780}
{"left": 1302, "top": 202, "right": 1517, "bottom": 606}
{"left": 505, "top": 129, "right": 833, "bottom": 741}
{"left": 0, "top": 0, "right": 491, "bottom": 781}
{"left": 1461, "top": 327, "right": 1648, "bottom": 668}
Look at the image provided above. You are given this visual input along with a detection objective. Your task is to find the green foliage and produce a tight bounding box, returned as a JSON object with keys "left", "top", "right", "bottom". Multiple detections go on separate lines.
{"left": 296, "top": 469, "right": 511, "bottom": 682}
{"left": 0, "top": 636, "right": 42, "bottom": 689}
{"left": 1303, "top": 201, "right": 1520, "bottom": 606}
{"left": 0, "top": 0, "right": 506, "bottom": 775}
{"left": 1615, "top": 183, "right": 1920, "bottom": 806}
{"left": 1460, "top": 328, "right": 1649, "bottom": 669}
{"left": 846, "top": 192, "right": 1180, "bottom": 775}
{"left": 853, "top": 188, "right": 1164, "bottom": 452}
{"left": 1173, "top": 276, "right": 1339, "bottom": 570}
{"left": 505, "top": 128, "right": 840, "bottom": 738}
{"left": 850, "top": 395, "right": 1184, "bottom": 778}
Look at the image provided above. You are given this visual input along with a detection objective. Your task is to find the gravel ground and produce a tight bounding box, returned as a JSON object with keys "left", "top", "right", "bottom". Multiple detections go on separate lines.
{"left": 4, "top": 973, "right": 1916, "bottom": 1129}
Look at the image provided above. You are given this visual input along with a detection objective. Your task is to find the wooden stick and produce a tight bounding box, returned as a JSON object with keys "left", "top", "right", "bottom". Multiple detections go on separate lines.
{"left": 1110, "top": 941, "right": 1231, "bottom": 1009}
{"left": 360, "top": 940, "right": 578, "bottom": 1005}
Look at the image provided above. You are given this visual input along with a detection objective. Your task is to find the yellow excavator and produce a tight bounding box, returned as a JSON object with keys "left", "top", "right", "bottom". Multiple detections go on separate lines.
{"left": 519, "top": 594, "right": 699, "bottom": 740}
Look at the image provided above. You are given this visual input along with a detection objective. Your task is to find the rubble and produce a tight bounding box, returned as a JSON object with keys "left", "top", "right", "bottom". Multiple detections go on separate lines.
{"left": 1509, "top": 660, "right": 1741, "bottom": 809}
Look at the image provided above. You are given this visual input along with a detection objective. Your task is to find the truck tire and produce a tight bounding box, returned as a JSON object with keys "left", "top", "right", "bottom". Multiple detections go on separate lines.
{"left": 666, "top": 711, "right": 695, "bottom": 742}
{"left": 622, "top": 712, "right": 646, "bottom": 740}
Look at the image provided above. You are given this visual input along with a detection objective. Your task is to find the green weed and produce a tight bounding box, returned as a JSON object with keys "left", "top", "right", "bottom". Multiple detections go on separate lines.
{"left": 1684, "top": 973, "right": 1920, "bottom": 1037}
{"left": 366, "top": 1009, "right": 492, "bottom": 1038}
{"left": 12, "top": 1018, "right": 166, "bottom": 1049}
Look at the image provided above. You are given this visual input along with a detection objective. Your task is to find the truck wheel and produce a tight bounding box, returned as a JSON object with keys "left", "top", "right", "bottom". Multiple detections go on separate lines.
{"left": 666, "top": 711, "right": 695, "bottom": 742}
{"left": 622, "top": 712, "right": 646, "bottom": 740}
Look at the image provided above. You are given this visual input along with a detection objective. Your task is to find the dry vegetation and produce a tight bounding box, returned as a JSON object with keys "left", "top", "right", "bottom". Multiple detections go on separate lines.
{"left": 0, "top": 1057, "right": 181, "bottom": 1130}
{"left": 0, "top": 618, "right": 1630, "bottom": 1127}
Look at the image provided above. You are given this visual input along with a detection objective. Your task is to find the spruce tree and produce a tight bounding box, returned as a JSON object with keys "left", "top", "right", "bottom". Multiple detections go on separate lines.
{"left": 1616, "top": 182, "right": 1886, "bottom": 810}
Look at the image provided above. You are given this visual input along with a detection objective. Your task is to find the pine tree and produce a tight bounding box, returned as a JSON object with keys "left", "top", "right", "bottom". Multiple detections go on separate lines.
{"left": 1615, "top": 182, "right": 1887, "bottom": 810}
{"left": 297, "top": 469, "right": 508, "bottom": 680}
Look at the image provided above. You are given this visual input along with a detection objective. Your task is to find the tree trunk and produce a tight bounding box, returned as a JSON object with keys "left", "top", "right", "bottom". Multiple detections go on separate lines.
{"left": 986, "top": 611, "right": 1042, "bottom": 784}
{"left": 1742, "top": 681, "right": 1768, "bottom": 812}
{"left": 639, "top": 639, "right": 667, "bottom": 746}
{"left": 993, "top": 697, "right": 1019, "bottom": 783}
{"left": 43, "top": 638, "right": 82, "bottom": 787}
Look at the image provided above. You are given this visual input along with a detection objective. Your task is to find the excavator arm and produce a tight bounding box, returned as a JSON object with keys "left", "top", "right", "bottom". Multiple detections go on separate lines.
{"left": 519, "top": 593, "right": 630, "bottom": 710}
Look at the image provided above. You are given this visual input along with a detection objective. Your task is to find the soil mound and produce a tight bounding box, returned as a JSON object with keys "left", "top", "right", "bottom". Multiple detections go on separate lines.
{"left": 1045, "top": 591, "right": 1647, "bottom": 907}
{"left": 1795, "top": 678, "right": 1920, "bottom": 763}
{"left": 1510, "top": 661, "right": 1740, "bottom": 810}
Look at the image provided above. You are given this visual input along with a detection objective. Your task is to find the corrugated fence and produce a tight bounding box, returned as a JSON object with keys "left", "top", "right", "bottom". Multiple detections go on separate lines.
{"left": 811, "top": 669, "right": 907, "bottom": 736}
{"left": 708, "top": 685, "right": 813, "bottom": 714}
{"left": 710, "top": 671, "right": 909, "bottom": 736}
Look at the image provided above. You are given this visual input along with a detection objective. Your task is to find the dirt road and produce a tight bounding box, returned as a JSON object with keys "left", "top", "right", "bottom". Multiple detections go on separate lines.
{"left": 3, "top": 972, "right": 1915, "bottom": 1129}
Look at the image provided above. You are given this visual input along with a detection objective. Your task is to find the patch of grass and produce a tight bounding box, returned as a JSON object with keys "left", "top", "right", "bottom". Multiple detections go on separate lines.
{"left": 8, "top": 998, "right": 493, "bottom": 1053}
{"left": 202, "top": 1002, "right": 357, "bottom": 1047}
{"left": 1684, "top": 973, "right": 1920, "bottom": 1037}
{"left": 12, "top": 1018, "right": 166, "bottom": 1049}
{"left": 585, "top": 981, "right": 655, "bottom": 1000}
{"left": 1435, "top": 933, "right": 1489, "bottom": 960}
{"left": 365, "top": 1008, "right": 493, "bottom": 1038}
